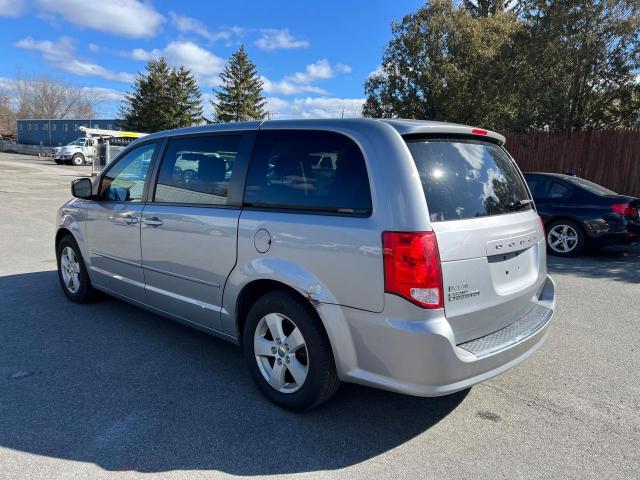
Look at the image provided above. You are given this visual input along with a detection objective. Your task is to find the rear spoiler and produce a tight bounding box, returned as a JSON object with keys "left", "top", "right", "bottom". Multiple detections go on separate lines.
{"left": 403, "top": 131, "right": 505, "bottom": 146}
{"left": 394, "top": 124, "right": 505, "bottom": 146}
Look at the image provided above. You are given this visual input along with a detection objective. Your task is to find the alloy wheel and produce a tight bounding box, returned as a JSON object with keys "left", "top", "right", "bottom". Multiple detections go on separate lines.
{"left": 254, "top": 313, "right": 309, "bottom": 393}
{"left": 60, "top": 246, "right": 81, "bottom": 294}
{"left": 548, "top": 224, "right": 579, "bottom": 254}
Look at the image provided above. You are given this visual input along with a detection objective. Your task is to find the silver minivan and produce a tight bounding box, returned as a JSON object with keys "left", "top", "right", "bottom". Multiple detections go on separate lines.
{"left": 57, "top": 119, "right": 555, "bottom": 411}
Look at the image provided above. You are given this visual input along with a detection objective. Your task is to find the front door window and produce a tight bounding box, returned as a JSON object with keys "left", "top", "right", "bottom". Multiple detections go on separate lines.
{"left": 99, "top": 143, "right": 156, "bottom": 202}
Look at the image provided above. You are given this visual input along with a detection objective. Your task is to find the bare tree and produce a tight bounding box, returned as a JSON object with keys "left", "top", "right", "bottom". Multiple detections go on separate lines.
{"left": 14, "top": 73, "right": 104, "bottom": 120}
{"left": 0, "top": 88, "right": 17, "bottom": 136}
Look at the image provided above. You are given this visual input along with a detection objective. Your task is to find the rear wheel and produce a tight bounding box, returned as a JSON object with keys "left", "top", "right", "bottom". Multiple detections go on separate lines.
{"left": 56, "top": 235, "right": 96, "bottom": 302}
{"left": 71, "top": 153, "right": 85, "bottom": 166}
{"left": 243, "top": 290, "right": 340, "bottom": 411}
{"left": 546, "top": 219, "right": 586, "bottom": 257}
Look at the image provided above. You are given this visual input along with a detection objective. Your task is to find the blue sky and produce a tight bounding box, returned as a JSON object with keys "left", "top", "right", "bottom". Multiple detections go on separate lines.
{"left": 0, "top": 0, "right": 423, "bottom": 119}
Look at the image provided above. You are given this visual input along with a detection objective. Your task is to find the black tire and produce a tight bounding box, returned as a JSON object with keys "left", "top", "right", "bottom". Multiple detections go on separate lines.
{"left": 545, "top": 219, "right": 586, "bottom": 257}
{"left": 71, "top": 153, "right": 85, "bottom": 166}
{"left": 243, "top": 290, "right": 340, "bottom": 411}
{"left": 56, "top": 235, "right": 97, "bottom": 302}
{"left": 54, "top": 159, "right": 63, "bottom": 165}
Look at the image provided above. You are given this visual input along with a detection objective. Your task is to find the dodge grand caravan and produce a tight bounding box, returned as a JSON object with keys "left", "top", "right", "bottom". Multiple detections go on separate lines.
{"left": 56, "top": 119, "right": 555, "bottom": 411}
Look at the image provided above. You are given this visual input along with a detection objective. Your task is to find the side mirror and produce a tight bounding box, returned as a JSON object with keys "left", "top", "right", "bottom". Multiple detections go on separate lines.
{"left": 71, "top": 177, "right": 94, "bottom": 199}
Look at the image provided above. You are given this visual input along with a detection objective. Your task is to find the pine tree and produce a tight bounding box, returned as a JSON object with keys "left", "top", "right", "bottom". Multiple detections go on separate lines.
{"left": 169, "top": 66, "right": 203, "bottom": 128}
{"left": 119, "top": 58, "right": 174, "bottom": 133}
{"left": 213, "top": 45, "right": 266, "bottom": 123}
{"left": 119, "top": 58, "right": 203, "bottom": 132}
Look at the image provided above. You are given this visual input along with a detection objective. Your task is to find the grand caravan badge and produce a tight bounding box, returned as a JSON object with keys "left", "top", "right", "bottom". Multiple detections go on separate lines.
{"left": 448, "top": 284, "right": 480, "bottom": 302}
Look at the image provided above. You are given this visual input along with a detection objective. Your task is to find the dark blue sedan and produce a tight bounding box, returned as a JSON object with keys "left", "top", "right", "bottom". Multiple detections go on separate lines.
{"left": 524, "top": 173, "right": 639, "bottom": 256}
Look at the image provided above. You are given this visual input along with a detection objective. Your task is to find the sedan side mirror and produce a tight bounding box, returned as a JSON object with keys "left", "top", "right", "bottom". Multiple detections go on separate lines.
{"left": 71, "top": 177, "right": 94, "bottom": 199}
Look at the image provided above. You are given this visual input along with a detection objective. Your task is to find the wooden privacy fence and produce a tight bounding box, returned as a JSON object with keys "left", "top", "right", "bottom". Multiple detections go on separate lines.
{"left": 501, "top": 129, "right": 640, "bottom": 197}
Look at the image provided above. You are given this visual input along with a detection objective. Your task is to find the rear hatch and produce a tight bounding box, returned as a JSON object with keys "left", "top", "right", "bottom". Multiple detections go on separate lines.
{"left": 405, "top": 136, "right": 547, "bottom": 344}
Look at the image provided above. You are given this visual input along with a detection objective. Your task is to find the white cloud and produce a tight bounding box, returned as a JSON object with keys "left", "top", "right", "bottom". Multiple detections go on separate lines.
{"left": 261, "top": 77, "right": 327, "bottom": 96}
{"left": 36, "top": 0, "right": 164, "bottom": 38}
{"left": 81, "top": 87, "right": 124, "bottom": 102}
{"left": 0, "top": 76, "right": 14, "bottom": 91}
{"left": 265, "top": 97, "right": 364, "bottom": 119}
{"left": 262, "top": 59, "right": 352, "bottom": 96}
{"left": 129, "top": 41, "right": 225, "bottom": 87}
{"left": 14, "top": 37, "right": 135, "bottom": 83}
{"left": 287, "top": 59, "right": 334, "bottom": 84}
{"left": 129, "top": 48, "right": 152, "bottom": 61}
{"left": 255, "top": 29, "right": 309, "bottom": 51}
{"left": 0, "top": 0, "right": 25, "bottom": 17}
{"left": 368, "top": 64, "right": 384, "bottom": 78}
{"left": 169, "top": 12, "right": 232, "bottom": 42}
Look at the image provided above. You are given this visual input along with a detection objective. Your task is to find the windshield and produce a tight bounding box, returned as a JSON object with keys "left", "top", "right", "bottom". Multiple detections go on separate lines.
{"left": 405, "top": 139, "right": 532, "bottom": 222}
{"left": 67, "top": 138, "right": 85, "bottom": 146}
{"left": 565, "top": 176, "right": 618, "bottom": 196}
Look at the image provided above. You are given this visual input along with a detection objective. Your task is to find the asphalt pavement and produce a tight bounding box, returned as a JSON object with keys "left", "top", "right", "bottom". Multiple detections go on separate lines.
{"left": 0, "top": 152, "right": 639, "bottom": 479}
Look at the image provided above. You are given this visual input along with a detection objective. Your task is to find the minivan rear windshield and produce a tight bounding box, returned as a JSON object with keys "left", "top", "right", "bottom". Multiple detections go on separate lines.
{"left": 405, "top": 138, "right": 532, "bottom": 222}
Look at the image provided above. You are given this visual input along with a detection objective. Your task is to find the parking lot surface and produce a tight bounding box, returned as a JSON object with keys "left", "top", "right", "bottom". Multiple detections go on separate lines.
{"left": 1, "top": 152, "right": 639, "bottom": 480}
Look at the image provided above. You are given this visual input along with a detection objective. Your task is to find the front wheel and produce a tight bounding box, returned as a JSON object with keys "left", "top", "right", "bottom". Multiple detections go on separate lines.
{"left": 56, "top": 235, "right": 96, "bottom": 302}
{"left": 71, "top": 153, "right": 85, "bottom": 166}
{"left": 243, "top": 290, "right": 340, "bottom": 411}
{"left": 546, "top": 219, "right": 586, "bottom": 257}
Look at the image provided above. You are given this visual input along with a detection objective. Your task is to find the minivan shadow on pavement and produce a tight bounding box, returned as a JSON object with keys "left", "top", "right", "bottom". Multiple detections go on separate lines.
{"left": 547, "top": 244, "right": 640, "bottom": 284}
{"left": 0, "top": 271, "right": 467, "bottom": 475}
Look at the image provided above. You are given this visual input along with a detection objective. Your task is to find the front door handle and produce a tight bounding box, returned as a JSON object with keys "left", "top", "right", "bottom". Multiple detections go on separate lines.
{"left": 109, "top": 214, "right": 139, "bottom": 225}
{"left": 142, "top": 217, "right": 163, "bottom": 227}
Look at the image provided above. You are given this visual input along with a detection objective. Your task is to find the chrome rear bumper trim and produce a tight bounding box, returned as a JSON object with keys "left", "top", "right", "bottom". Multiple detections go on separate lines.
{"left": 457, "top": 304, "right": 552, "bottom": 358}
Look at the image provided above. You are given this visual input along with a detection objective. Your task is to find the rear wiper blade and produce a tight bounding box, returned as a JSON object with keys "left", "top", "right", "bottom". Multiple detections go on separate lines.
{"left": 508, "top": 199, "right": 534, "bottom": 211}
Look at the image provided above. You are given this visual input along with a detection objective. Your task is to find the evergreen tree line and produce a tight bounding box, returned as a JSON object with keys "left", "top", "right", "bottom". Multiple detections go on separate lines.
{"left": 119, "top": 46, "right": 266, "bottom": 132}
{"left": 364, "top": 0, "right": 640, "bottom": 132}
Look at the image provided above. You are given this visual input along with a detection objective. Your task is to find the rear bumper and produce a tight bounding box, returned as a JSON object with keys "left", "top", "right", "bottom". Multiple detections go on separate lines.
{"left": 317, "top": 275, "right": 555, "bottom": 397}
{"left": 589, "top": 231, "right": 638, "bottom": 246}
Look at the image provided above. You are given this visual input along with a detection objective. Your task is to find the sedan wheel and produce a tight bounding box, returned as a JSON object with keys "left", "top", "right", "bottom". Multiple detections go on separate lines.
{"left": 546, "top": 220, "right": 586, "bottom": 257}
{"left": 254, "top": 313, "right": 309, "bottom": 393}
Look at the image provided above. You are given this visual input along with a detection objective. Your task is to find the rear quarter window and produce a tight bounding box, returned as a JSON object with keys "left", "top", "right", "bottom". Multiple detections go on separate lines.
{"left": 405, "top": 139, "right": 532, "bottom": 222}
{"left": 244, "top": 130, "right": 372, "bottom": 215}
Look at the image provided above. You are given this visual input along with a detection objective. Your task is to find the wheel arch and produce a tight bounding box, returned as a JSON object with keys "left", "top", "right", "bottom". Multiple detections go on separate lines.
{"left": 222, "top": 258, "right": 340, "bottom": 337}
{"left": 234, "top": 279, "right": 318, "bottom": 342}
{"left": 55, "top": 227, "right": 74, "bottom": 248}
{"left": 543, "top": 216, "right": 588, "bottom": 236}
{"left": 56, "top": 207, "right": 90, "bottom": 267}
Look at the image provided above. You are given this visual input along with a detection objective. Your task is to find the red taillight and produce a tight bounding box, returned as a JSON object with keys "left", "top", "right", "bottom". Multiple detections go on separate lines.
{"left": 471, "top": 128, "right": 488, "bottom": 136}
{"left": 382, "top": 231, "right": 443, "bottom": 309}
{"left": 611, "top": 203, "right": 638, "bottom": 217}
